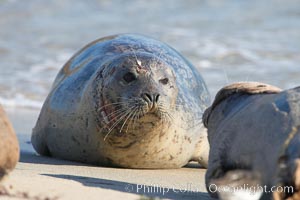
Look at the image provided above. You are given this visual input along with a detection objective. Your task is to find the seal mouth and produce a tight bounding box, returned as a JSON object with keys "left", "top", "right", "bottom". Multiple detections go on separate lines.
{"left": 100, "top": 96, "right": 173, "bottom": 140}
{"left": 149, "top": 103, "right": 158, "bottom": 112}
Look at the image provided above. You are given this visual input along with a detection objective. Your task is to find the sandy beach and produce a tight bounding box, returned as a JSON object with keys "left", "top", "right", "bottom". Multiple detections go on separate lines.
{"left": 1, "top": 107, "right": 211, "bottom": 200}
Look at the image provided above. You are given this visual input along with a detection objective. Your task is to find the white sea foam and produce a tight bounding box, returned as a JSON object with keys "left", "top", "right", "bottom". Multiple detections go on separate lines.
{"left": 0, "top": 51, "right": 72, "bottom": 109}
{"left": 198, "top": 60, "right": 213, "bottom": 68}
{"left": 0, "top": 95, "right": 43, "bottom": 109}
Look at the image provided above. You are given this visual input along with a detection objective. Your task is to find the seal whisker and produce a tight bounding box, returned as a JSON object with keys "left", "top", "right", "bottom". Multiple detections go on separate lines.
{"left": 127, "top": 42, "right": 140, "bottom": 67}
{"left": 104, "top": 106, "right": 136, "bottom": 140}
{"left": 157, "top": 105, "right": 168, "bottom": 112}
{"left": 153, "top": 47, "right": 164, "bottom": 69}
{"left": 105, "top": 105, "right": 136, "bottom": 127}
{"left": 119, "top": 107, "right": 137, "bottom": 133}
{"left": 160, "top": 111, "right": 167, "bottom": 125}
{"left": 103, "top": 107, "right": 131, "bottom": 120}
{"left": 166, "top": 112, "right": 171, "bottom": 120}
{"left": 133, "top": 106, "right": 143, "bottom": 124}
{"left": 157, "top": 102, "right": 174, "bottom": 113}
{"left": 131, "top": 106, "right": 141, "bottom": 130}
{"left": 168, "top": 112, "right": 174, "bottom": 120}
{"left": 100, "top": 106, "right": 133, "bottom": 134}
{"left": 98, "top": 107, "right": 131, "bottom": 126}
{"left": 160, "top": 110, "right": 170, "bottom": 122}
{"left": 164, "top": 113, "right": 170, "bottom": 124}
{"left": 161, "top": 104, "right": 172, "bottom": 124}
{"left": 98, "top": 108, "right": 129, "bottom": 133}
{"left": 156, "top": 102, "right": 174, "bottom": 124}
{"left": 127, "top": 107, "right": 139, "bottom": 132}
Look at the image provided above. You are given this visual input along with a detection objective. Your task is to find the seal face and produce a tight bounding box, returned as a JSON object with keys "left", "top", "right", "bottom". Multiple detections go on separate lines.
{"left": 96, "top": 52, "right": 178, "bottom": 143}
{"left": 204, "top": 82, "right": 300, "bottom": 199}
{"left": 0, "top": 105, "right": 19, "bottom": 180}
{"left": 31, "top": 34, "right": 210, "bottom": 169}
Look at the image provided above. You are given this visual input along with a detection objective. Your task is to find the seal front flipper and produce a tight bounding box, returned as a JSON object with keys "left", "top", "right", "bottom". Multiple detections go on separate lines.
{"left": 190, "top": 130, "right": 210, "bottom": 168}
{"left": 31, "top": 129, "right": 51, "bottom": 156}
{"left": 31, "top": 116, "right": 51, "bottom": 156}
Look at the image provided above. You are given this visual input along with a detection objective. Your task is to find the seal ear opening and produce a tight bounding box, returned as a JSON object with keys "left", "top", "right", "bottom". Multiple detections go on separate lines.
{"left": 203, "top": 82, "right": 282, "bottom": 128}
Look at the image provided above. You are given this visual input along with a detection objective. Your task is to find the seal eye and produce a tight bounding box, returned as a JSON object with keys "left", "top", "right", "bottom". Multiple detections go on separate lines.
{"left": 159, "top": 78, "right": 169, "bottom": 85}
{"left": 123, "top": 72, "right": 137, "bottom": 83}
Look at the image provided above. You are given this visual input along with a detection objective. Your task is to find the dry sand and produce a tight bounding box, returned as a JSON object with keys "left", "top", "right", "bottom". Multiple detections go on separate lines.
{"left": 1, "top": 107, "right": 211, "bottom": 200}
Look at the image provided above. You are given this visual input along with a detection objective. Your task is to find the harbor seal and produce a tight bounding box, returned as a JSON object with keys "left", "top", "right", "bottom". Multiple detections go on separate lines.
{"left": 0, "top": 105, "right": 19, "bottom": 180}
{"left": 203, "top": 82, "right": 300, "bottom": 200}
{"left": 31, "top": 34, "right": 211, "bottom": 169}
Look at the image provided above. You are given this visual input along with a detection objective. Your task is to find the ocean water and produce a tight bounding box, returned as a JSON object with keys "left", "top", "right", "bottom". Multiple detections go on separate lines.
{"left": 0, "top": 0, "right": 299, "bottom": 109}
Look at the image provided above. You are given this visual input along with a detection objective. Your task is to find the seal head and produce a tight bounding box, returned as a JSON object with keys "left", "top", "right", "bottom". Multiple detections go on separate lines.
{"left": 94, "top": 52, "right": 178, "bottom": 140}
{"left": 203, "top": 82, "right": 282, "bottom": 128}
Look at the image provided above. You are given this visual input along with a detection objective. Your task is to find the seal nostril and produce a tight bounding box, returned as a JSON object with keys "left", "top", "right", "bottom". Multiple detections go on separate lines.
{"left": 142, "top": 93, "right": 160, "bottom": 104}
{"left": 155, "top": 94, "right": 160, "bottom": 103}
{"left": 142, "top": 93, "right": 152, "bottom": 103}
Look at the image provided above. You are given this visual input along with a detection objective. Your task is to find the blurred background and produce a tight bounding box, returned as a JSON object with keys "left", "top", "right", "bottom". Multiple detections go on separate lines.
{"left": 0, "top": 0, "right": 299, "bottom": 109}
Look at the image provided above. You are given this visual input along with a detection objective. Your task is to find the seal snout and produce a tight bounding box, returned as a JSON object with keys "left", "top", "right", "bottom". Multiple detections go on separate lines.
{"left": 141, "top": 93, "right": 160, "bottom": 111}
